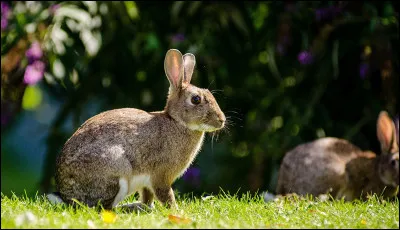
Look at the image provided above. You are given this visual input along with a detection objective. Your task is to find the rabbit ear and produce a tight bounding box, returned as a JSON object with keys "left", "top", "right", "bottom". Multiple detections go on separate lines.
{"left": 183, "top": 53, "right": 196, "bottom": 84}
{"left": 164, "top": 49, "right": 184, "bottom": 90}
{"left": 377, "top": 111, "right": 398, "bottom": 153}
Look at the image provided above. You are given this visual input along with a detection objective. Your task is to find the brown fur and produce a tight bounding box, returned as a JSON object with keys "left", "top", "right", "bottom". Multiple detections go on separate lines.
{"left": 54, "top": 49, "right": 225, "bottom": 209}
{"left": 276, "top": 111, "right": 399, "bottom": 201}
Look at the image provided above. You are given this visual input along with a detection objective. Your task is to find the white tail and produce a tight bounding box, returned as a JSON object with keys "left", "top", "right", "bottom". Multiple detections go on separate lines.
{"left": 46, "top": 193, "right": 64, "bottom": 205}
{"left": 262, "top": 191, "right": 276, "bottom": 203}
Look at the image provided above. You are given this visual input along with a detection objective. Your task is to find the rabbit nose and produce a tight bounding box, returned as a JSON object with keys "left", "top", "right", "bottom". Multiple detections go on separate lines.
{"left": 218, "top": 115, "right": 226, "bottom": 124}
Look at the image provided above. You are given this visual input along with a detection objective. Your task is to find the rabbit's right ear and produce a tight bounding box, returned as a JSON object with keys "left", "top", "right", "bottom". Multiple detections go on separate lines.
{"left": 183, "top": 53, "right": 196, "bottom": 84}
{"left": 377, "top": 111, "right": 398, "bottom": 153}
{"left": 164, "top": 49, "right": 184, "bottom": 91}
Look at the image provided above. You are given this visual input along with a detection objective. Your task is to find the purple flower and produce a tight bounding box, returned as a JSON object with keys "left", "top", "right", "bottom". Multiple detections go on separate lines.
{"left": 1, "top": 2, "right": 10, "bottom": 16}
{"left": 1, "top": 18, "right": 7, "bottom": 30}
{"left": 297, "top": 51, "right": 314, "bottom": 65}
{"left": 182, "top": 167, "right": 200, "bottom": 187}
{"left": 172, "top": 33, "right": 185, "bottom": 43}
{"left": 49, "top": 4, "right": 60, "bottom": 15}
{"left": 25, "top": 42, "right": 43, "bottom": 63}
{"left": 1, "top": 1, "right": 10, "bottom": 31}
{"left": 23, "top": 60, "right": 46, "bottom": 85}
{"left": 359, "top": 63, "right": 369, "bottom": 79}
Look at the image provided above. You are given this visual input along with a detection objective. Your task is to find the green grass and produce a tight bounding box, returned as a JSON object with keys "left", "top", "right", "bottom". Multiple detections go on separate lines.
{"left": 1, "top": 191, "right": 399, "bottom": 229}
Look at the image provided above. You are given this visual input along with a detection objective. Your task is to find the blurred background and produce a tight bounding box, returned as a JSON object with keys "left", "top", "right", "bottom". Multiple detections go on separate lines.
{"left": 1, "top": 1, "right": 399, "bottom": 198}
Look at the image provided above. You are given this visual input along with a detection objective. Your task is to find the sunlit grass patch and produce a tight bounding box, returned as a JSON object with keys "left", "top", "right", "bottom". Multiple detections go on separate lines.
{"left": 1, "top": 191, "right": 398, "bottom": 228}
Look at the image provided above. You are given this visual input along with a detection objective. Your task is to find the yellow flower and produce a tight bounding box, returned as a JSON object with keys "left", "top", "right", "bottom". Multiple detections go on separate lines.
{"left": 361, "top": 219, "right": 367, "bottom": 225}
{"left": 101, "top": 210, "right": 117, "bottom": 224}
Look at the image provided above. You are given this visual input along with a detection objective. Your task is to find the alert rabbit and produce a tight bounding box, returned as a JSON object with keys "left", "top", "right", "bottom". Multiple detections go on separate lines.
{"left": 48, "top": 49, "right": 226, "bottom": 210}
{"left": 276, "top": 111, "right": 399, "bottom": 201}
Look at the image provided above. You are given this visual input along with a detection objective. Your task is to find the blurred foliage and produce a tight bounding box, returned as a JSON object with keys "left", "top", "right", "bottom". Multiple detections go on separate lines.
{"left": 1, "top": 1, "right": 399, "bottom": 196}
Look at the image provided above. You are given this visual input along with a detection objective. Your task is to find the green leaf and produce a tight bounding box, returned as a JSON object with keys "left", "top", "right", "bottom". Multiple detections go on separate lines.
{"left": 124, "top": 1, "right": 139, "bottom": 20}
{"left": 231, "top": 10, "right": 249, "bottom": 35}
{"left": 381, "top": 18, "right": 389, "bottom": 26}
{"left": 136, "top": 71, "right": 147, "bottom": 82}
{"left": 283, "top": 76, "right": 296, "bottom": 87}
{"left": 22, "top": 86, "right": 43, "bottom": 110}
{"left": 271, "top": 116, "right": 283, "bottom": 131}
{"left": 253, "top": 3, "right": 269, "bottom": 30}
{"left": 383, "top": 3, "right": 394, "bottom": 17}
{"left": 370, "top": 18, "right": 377, "bottom": 32}
{"left": 231, "top": 8, "right": 249, "bottom": 36}
{"left": 145, "top": 33, "right": 159, "bottom": 51}
{"left": 266, "top": 43, "right": 281, "bottom": 81}
{"left": 16, "top": 13, "right": 27, "bottom": 26}
{"left": 188, "top": 1, "right": 201, "bottom": 16}
{"left": 258, "top": 51, "right": 269, "bottom": 64}
{"left": 1, "top": 31, "right": 22, "bottom": 56}
{"left": 171, "top": 1, "right": 185, "bottom": 19}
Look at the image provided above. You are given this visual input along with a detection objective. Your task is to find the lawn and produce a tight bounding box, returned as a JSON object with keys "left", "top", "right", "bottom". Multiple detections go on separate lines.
{"left": 1, "top": 191, "right": 399, "bottom": 229}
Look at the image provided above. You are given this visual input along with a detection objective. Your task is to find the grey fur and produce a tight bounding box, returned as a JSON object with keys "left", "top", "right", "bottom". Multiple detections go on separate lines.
{"left": 276, "top": 111, "right": 399, "bottom": 201}
{"left": 54, "top": 49, "right": 226, "bottom": 210}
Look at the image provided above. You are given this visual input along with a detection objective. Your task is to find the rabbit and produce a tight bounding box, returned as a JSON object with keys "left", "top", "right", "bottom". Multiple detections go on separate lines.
{"left": 275, "top": 111, "right": 399, "bottom": 201}
{"left": 47, "top": 49, "right": 226, "bottom": 210}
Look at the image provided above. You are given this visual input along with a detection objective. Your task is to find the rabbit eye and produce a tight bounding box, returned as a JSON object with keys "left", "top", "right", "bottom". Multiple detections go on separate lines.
{"left": 390, "top": 159, "right": 397, "bottom": 167}
{"left": 191, "top": 95, "right": 201, "bottom": 105}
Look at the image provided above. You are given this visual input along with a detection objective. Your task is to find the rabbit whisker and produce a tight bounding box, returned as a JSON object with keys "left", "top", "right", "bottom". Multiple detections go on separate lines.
{"left": 225, "top": 110, "right": 242, "bottom": 116}
{"left": 210, "top": 89, "right": 224, "bottom": 96}
{"left": 207, "top": 80, "right": 215, "bottom": 89}
{"left": 211, "top": 132, "right": 215, "bottom": 153}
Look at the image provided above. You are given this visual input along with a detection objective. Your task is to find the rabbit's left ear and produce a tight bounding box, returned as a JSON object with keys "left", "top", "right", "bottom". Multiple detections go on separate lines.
{"left": 183, "top": 53, "right": 196, "bottom": 84}
{"left": 165, "top": 49, "right": 184, "bottom": 90}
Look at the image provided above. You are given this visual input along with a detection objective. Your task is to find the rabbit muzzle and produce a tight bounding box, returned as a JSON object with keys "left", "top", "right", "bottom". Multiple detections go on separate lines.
{"left": 207, "top": 107, "right": 226, "bottom": 131}
{"left": 379, "top": 152, "right": 399, "bottom": 187}
{"left": 216, "top": 113, "right": 226, "bottom": 128}
{"left": 187, "top": 111, "right": 225, "bottom": 132}
{"left": 188, "top": 117, "right": 225, "bottom": 132}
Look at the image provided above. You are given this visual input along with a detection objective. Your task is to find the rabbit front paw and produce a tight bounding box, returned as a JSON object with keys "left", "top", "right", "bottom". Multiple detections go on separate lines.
{"left": 116, "top": 202, "right": 153, "bottom": 213}
{"left": 154, "top": 186, "right": 178, "bottom": 210}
